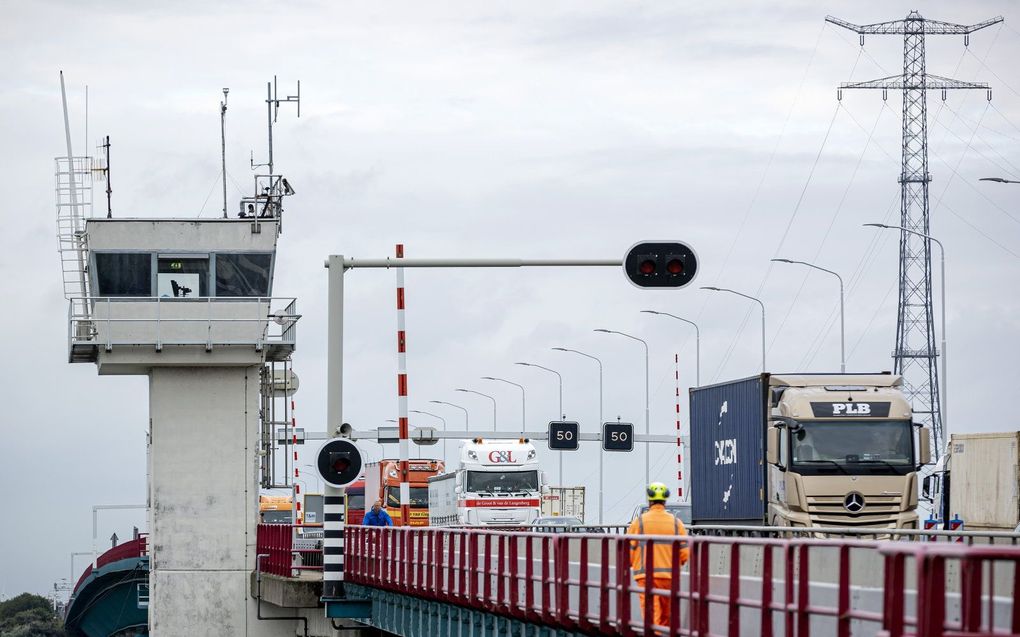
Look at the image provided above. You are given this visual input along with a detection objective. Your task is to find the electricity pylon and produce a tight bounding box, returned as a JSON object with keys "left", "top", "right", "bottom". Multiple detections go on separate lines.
{"left": 827, "top": 12, "right": 1001, "bottom": 472}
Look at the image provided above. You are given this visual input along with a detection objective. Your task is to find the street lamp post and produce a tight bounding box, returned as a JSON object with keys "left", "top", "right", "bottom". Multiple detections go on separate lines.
{"left": 552, "top": 347, "right": 605, "bottom": 523}
{"left": 979, "top": 177, "right": 1020, "bottom": 184}
{"left": 701, "top": 286, "right": 767, "bottom": 372}
{"left": 864, "top": 223, "right": 948, "bottom": 438}
{"left": 771, "top": 259, "right": 845, "bottom": 373}
{"left": 410, "top": 409, "right": 448, "bottom": 464}
{"left": 430, "top": 400, "right": 469, "bottom": 468}
{"left": 640, "top": 311, "right": 701, "bottom": 386}
{"left": 515, "top": 362, "right": 564, "bottom": 486}
{"left": 481, "top": 377, "right": 527, "bottom": 432}
{"left": 455, "top": 388, "right": 497, "bottom": 431}
{"left": 593, "top": 329, "right": 650, "bottom": 486}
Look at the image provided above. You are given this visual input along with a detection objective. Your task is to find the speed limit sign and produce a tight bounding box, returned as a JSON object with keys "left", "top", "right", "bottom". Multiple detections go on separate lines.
{"left": 602, "top": 422, "right": 634, "bottom": 452}
{"left": 547, "top": 421, "right": 580, "bottom": 451}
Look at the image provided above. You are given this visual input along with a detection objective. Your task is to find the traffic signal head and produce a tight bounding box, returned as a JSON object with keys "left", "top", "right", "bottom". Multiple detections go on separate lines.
{"left": 624, "top": 241, "right": 699, "bottom": 289}
{"left": 316, "top": 438, "right": 363, "bottom": 488}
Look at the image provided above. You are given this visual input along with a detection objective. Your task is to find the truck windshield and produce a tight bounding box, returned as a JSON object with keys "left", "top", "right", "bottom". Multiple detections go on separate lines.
{"left": 791, "top": 420, "right": 914, "bottom": 475}
{"left": 261, "top": 511, "right": 291, "bottom": 524}
{"left": 465, "top": 470, "right": 539, "bottom": 494}
{"left": 385, "top": 486, "right": 429, "bottom": 507}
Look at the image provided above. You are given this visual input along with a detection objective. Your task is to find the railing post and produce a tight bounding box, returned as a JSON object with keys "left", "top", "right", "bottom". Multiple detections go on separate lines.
{"left": 960, "top": 555, "right": 983, "bottom": 633}
{"left": 796, "top": 544, "right": 810, "bottom": 637}
{"left": 155, "top": 296, "right": 162, "bottom": 352}
{"left": 497, "top": 533, "right": 507, "bottom": 612}
{"left": 105, "top": 297, "right": 112, "bottom": 351}
{"left": 541, "top": 535, "right": 553, "bottom": 625}
{"left": 837, "top": 545, "right": 851, "bottom": 637}
{"left": 728, "top": 542, "right": 740, "bottom": 636}
{"left": 761, "top": 544, "right": 774, "bottom": 637}
{"left": 578, "top": 536, "right": 591, "bottom": 632}
{"left": 205, "top": 296, "right": 212, "bottom": 351}
{"left": 668, "top": 538, "right": 682, "bottom": 637}
{"left": 483, "top": 532, "right": 493, "bottom": 606}
{"left": 555, "top": 535, "right": 571, "bottom": 629}
{"left": 616, "top": 536, "right": 633, "bottom": 636}
{"left": 599, "top": 537, "right": 612, "bottom": 634}
{"left": 643, "top": 538, "right": 654, "bottom": 633}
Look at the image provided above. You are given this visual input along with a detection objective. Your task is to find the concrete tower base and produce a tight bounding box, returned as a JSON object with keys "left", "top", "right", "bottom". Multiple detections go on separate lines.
{"left": 148, "top": 367, "right": 282, "bottom": 636}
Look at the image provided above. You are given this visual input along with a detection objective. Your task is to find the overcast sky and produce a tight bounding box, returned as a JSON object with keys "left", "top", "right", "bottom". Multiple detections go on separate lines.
{"left": 2, "top": 1, "right": 1019, "bottom": 598}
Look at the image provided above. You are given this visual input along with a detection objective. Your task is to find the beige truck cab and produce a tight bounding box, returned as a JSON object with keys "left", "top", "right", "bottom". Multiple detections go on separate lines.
{"left": 765, "top": 374, "right": 930, "bottom": 528}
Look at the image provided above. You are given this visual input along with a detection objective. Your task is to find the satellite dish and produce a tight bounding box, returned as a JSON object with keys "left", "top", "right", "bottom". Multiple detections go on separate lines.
{"left": 273, "top": 309, "right": 289, "bottom": 325}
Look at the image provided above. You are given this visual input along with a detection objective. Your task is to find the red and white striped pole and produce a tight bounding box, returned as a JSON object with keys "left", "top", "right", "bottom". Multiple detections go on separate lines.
{"left": 395, "top": 244, "right": 411, "bottom": 527}
{"left": 292, "top": 398, "right": 300, "bottom": 525}
{"left": 675, "top": 353, "right": 684, "bottom": 500}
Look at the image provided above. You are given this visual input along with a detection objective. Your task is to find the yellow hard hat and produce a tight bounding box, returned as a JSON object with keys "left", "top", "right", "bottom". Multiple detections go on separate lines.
{"left": 646, "top": 481, "right": 670, "bottom": 502}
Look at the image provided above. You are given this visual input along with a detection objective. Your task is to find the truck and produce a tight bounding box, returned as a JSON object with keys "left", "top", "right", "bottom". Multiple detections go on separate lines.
{"left": 923, "top": 432, "right": 1020, "bottom": 531}
{"left": 690, "top": 373, "right": 931, "bottom": 529}
{"left": 429, "top": 438, "right": 545, "bottom": 526}
{"left": 541, "top": 486, "right": 585, "bottom": 521}
{"left": 258, "top": 495, "right": 293, "bottom": 524}
{"left": 364, "top": 458, "right": 444, "bottom": 526}
{"left": 345, "top": 479, "right": 366, "bottom": 526}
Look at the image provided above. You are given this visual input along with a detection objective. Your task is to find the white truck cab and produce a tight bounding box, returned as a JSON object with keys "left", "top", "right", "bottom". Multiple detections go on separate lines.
{"left": 429, "top": 438, "right": 545, "bottom": 526}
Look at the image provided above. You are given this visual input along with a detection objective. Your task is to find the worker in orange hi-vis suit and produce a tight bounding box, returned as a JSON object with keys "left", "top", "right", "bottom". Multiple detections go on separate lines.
{"left": 627, "top": 482, "right": 690, "bottom": 628}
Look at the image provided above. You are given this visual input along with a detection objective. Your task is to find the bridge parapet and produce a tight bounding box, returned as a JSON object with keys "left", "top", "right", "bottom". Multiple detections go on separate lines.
{"left": 345, "top": 526, "right": 1020, "bottom": 636}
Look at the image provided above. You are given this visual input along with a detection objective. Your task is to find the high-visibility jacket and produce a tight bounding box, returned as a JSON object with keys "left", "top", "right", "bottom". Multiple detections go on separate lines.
{"left": 626, "top": 503, "right": 689, "bottom": 581}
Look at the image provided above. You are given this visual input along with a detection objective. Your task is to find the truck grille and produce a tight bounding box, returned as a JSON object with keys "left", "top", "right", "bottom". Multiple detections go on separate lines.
{"left": 805, "top": 494, "right": 900, "bottom": 527}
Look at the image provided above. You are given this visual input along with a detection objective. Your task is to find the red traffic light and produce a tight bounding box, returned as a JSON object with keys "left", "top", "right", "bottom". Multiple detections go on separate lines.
{"left": 317, "top": 439, "right": 363, "bottom": 488}
{"left": 623, "top": 241, "right": 699, "bottom": 289}
{"left": 331, "top": 457, "right": 351, "bottom": 473}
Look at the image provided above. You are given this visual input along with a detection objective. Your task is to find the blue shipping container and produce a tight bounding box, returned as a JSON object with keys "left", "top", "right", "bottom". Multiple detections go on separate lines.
{"left": 690, "top": 376, "right": 768, "bottom": 523}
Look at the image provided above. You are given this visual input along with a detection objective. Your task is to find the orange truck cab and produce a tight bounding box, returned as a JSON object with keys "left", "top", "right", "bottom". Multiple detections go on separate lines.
{"left": 364, "top": 459, "right": 445, "bottom": 526}
{"left": 258, "top": 495, "right": 293, "bottom": 524}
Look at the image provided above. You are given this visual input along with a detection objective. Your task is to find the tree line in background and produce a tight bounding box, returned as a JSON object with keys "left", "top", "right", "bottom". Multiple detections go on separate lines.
{"left": 0, "top": 593, "right": 65, "bottom": 636}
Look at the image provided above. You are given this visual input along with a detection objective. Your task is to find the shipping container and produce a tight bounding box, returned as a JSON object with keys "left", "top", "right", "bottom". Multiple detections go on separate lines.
{"left": 690, "top": 375, "right": 768, "bottom": 524}
{"left": 948, "top": 432, "right": 1020, "bottom": 530}
{"left": 541, "top": 486, "right": 585, "bottom": 521}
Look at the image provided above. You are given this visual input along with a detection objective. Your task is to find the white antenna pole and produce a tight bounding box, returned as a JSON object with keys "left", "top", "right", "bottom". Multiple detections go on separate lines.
{"left": 60, "top": 72, "right": 79, "bottom": 233}
{"left": 220, "top": 88, "right": 229, "bottom": 218}
{"left": 266, "top": 80, "right": 274, "bottom": 175}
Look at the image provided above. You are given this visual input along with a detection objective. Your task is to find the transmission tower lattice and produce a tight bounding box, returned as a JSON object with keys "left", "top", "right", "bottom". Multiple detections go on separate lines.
{"left": 827, "top": 12, "right": 1001, "bottom": 463}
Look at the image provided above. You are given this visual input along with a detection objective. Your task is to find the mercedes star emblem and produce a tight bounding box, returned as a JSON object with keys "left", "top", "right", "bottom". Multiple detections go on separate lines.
{"left": 844, "top": 491, "right": 865, "bottom": 513}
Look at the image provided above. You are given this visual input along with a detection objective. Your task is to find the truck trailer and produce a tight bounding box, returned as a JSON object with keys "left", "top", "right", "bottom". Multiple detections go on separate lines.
{"left": 923, "top": 432, "right": 1020, "bottom": 530}
{"left": 690, "top": 373, "right": 930, "bottom": 528}
{"left": 429, "top": 438, "right": 545, "bottom": 526}
{"left": 541, "top": 486, "right": 586, "bottom": 521}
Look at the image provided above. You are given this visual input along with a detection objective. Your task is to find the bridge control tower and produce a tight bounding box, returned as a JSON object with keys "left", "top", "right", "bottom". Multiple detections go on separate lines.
{"left": 58, "top": 79, "right": 300, "bottom": 636}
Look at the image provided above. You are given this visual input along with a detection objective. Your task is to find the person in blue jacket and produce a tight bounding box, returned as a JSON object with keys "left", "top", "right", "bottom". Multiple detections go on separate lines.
{"left": 363, "top": 500, "right": 393, "bottom": 527}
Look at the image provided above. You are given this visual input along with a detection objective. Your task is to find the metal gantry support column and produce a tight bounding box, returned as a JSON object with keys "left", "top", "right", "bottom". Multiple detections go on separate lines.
{"left": 325, "top": 254, "right": 345, "bottom": 599}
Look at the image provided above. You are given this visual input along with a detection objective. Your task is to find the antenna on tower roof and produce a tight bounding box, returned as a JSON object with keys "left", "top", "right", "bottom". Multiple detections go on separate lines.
{"left": 221, "top": 87, "right": 229, "bottom": 219}
{"left": 251, "top": 76, "right": 300, "bottom": 176}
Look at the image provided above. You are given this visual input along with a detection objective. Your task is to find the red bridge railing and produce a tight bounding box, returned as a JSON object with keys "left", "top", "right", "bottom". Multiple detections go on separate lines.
{"left": 256, "top": 523, "right": 323, "bottom": 578}
{"left": 345, "top": 526, "right": 1020, "bottom": 637}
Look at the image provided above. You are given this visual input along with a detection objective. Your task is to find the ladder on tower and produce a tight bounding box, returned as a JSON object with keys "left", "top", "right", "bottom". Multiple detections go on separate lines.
{"left": 55, "top": 155, "right": 93, "bottom": 303}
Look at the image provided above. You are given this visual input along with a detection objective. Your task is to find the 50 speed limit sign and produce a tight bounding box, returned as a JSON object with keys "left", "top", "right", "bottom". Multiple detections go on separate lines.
{"left": 602, "top": 422, "right": 634, "bottom": 452}
{"left": 547, "top": 421, "right": 580, "bottom": 451}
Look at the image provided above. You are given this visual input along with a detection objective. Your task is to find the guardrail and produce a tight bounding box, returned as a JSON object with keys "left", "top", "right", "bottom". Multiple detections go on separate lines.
{"left": 68, "top": 296, "right": 298, "bottom": 360}
{"left": 687, "top": 524, "right": 1020, "bottom": 545}
{"left": 256, "top": 524, "right": 322, "bottom": 578}
{"left": 345, "top": 526, "right": 1020, "bottom": 636}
